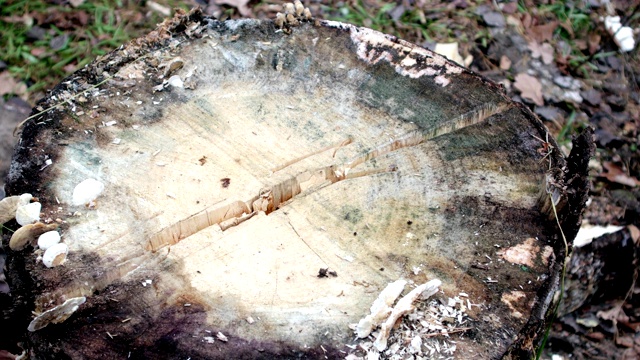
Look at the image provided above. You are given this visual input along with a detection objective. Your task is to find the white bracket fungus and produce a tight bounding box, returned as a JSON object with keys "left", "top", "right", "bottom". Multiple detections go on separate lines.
{"left": 0, "top": 194, "right": 31, "bottom": 224}
{"left": 72, "top": 179, "right": 105, "bottom": 206}
{"left": 322, "top": 21, "right": 463, "bottom": 83}
{"left": 15, "top": 202, "right": 41, "bottom": 226}
{"left": 9, "top": 222, "right": 58, "bottom": 251}
{"left": 27, "top": 297, "right": 86, "bottom": 332}
{"left": 574, "top": 223, "right": 625, "bottom": 247}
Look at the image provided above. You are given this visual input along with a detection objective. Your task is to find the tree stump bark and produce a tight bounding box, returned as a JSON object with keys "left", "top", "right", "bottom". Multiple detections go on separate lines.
{"left": 1, "top": 9, "right": 592, "bottom": 359}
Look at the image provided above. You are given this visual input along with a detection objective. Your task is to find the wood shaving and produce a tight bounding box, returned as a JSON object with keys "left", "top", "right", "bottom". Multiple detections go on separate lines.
{"left": 216, "top": 332, "right": 228, "bottom": 342}
{"left": 374, "top": 280, "right": 441, "bottom": 351}
{"left": 348, "top": 280, "right": 478, "bottom": 359}
{"left": 356, "top": 280, "right": 406, "bottom": 338}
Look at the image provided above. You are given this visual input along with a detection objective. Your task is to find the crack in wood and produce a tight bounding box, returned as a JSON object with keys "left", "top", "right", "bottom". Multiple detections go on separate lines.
{"left": 145, "top": 103, "right": 511, "bottom": 252}
{"left": 271, "top": 138, "right": 353, "bottom": 174}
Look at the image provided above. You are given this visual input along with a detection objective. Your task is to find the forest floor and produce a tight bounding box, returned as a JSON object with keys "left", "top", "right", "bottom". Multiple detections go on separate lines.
{"left": 1, "top": 0, "right": 639, "bottom": 359}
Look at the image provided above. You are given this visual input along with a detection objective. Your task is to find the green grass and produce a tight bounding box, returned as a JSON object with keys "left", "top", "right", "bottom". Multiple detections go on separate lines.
{"left": 556, "top": 110, "right": 577, "bottom": 145}
{"left": 0, "top": 0, "right": 190, "bottom": 102}
{"left": 518, "top": 1, "right": 615, "bottom": 76}
{"left": 555, "top": 108, "right": 594, "bottom": 147}
{"left": 325, "top": 0, "right": 473, "bottom": 44}
{"left": 535, "top": 191, "right": 569, "bottom": 359}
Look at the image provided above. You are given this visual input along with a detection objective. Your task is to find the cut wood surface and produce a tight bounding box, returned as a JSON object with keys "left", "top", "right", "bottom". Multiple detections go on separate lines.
{"left": 2, "top": 9, "right": 591, "bottom": 359}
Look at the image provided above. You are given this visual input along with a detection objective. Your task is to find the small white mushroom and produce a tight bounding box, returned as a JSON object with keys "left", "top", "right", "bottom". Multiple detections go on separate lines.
{"left": 43, "top": 243, "right": 68, "bottom": 268}
{"left": 286, "top": 13, "right": 299, "bottom": 26}
{"left": 303, "top": 7, "right": 312, "bottom": 20}
{"left": 15, "top": 202, "right": 41, "bottom": 226}
{"left": 283, "top": 2, "right": 295, "bottom": 14}
{"left": 72, "top": 179, "right": 104, "bottom": 206}
{"left": 38, "top": 231, "right": 61, "bottom": 250}
{"left": 294, "top": 0, "right": 304, "bottom": 16}
{"left": 275, "top": 12, "right": 285, "bottom": 28}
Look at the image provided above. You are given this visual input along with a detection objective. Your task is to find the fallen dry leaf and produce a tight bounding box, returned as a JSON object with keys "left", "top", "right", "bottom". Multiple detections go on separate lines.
{"left": 628, "top": 224, "right": 639, "bottom": 244}
{"left": 0, "top": 72, "right": 19, "bottom": 96}
{"left": 602, "top": 162, "right": 640, "bottom": 187}
{"left": 528, "top": 41, "right": 554, "bottom": 65}
{"left": 585, "top": 331, "right": 605, "bottom": 340}
{"left": 30, "top": 47, "right": 47, "bottom": 57}
{"left": 528, "top": 21, "right": 558, "bottom": 43}
{"left": 618, "top": 319, "right": 640, "bottom": 332}
{"left": 588, "top": 33, "right": 601, "bottom": 54}
{"left": 501, "top": 2, "right": 518, "bottom": 14}
{"left": 214, "top": 0, "right": 253, "bottom": 17}
{"left": 623, "top": 121, "right": 637, "bottom": 136}
{"left": 559, "top": 20, "right": 575, "bottom": 38}
{"left": 513, "top": 73, "right": 544, "bottom": 106}
{"left": 623, "top": 348, "right": 640, "bottom": 360}
{"left": 574, "top": 39, "right": 588, "bottom": 51}
{"left": 499, "top": 55, "right": 512, "bottom": 70}
{"left": 505, "top": 15, "right": 523, "bottom": 30}
{"left": 147, "top": 1, "right": 171, "bottom": 17}
{"left": 49, "top": 34, "right": 69, "bottom": 51}
{"left": 0, "top": 350, "right": 16, "bottom": 360}
{"left": 69, "top": 0, "right": 85, "bottom": 7}
{"left": 0, "top": 72, "right": 27, "bottom": 100}
{"left": 63, "top": 64, "right": 77, "bottom": 74}
{"left": 32, "top": 10, "right": 89, "bottom": 30}
{"left": 616, "top": 336, "right": 635, "bottom": 348}
{"left": 481, "top": 11, "right": 506, "bottom": 28}
{"left": 13, "top": 82, "right": 28, "bottom": 101}
{"left": 597, "top": 302, "right": 624, "bottom": 325}
{"left": 521, "top": 12, "right": 533, "bottom": 29}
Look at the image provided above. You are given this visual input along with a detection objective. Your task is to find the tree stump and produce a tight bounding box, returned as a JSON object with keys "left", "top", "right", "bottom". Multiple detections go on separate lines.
{"left": 2, "top": 9, "right": 592, "bottom": 359}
